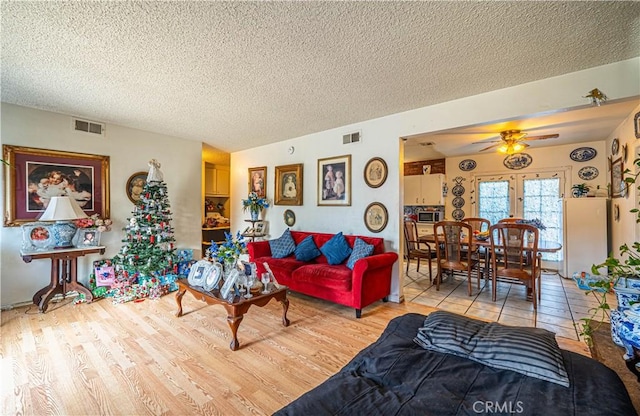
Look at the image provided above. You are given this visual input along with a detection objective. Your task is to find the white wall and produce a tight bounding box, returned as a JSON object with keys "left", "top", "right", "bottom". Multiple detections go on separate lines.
{"left": 605, "top": 102, "right": 640, "bottom": 260}
{"left": 0, "top": 104, "right": 203, "bottom": 307}
{"left": 230, "top": 58, "right": 640, "bottom": 303}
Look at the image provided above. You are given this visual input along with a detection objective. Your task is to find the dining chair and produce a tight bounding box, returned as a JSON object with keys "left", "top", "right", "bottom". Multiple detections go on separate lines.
{"left": 489, "top": 223, "right": 541, "bottom": 309}
{"left": 403, "top": 219, "right": 435, "bottom": 281}
{"left": 433, "top": 221, "right": 482, "bottom": 296}
{"left": 462, "top": 217, "right": 491, "bottom": 278}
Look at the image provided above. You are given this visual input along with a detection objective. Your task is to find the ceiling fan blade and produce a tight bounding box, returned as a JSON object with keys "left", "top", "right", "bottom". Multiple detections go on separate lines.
{"left": 523, "top": 134, "right": 559, "bottom": 141}
{"left": 472, "top": 138, "right": 501, "bottom": 145}
{"left": 479, "top": 143, "right": 500, "bottom": 152}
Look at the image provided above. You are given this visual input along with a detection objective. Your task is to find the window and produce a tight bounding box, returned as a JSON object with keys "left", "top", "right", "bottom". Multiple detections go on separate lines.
{"left": 476, "top": 171, "right": 565, "bottom": 262}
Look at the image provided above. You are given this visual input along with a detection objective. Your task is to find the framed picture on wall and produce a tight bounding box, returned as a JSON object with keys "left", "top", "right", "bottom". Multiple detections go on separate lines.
{"left": 364, "top": 157, "right": 388, "bottom": 188}
{"left": 2, "top": 145, "right": 110, "bottom": 226}
{"left": 611, "top": 157, "right": 626, "bottom": 198}
{"left": 275, "top": 164, "right": 303, "bottom": 205}
{"left": 318, "top": 154, "right": 351, "bottom": 206}
{"left": 126, "top": 171, "right": 147, "bottom": 204}
{"left": 248, "top": 166, "right": 267, "bottom": 199}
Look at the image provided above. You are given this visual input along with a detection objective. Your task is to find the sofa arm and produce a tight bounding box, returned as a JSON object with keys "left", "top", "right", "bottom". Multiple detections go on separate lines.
{"left": 353, "top": 252, "right": 398, "bottom": 274}
{"left": 248, "top": 240, "right": 272, "bottom": 260}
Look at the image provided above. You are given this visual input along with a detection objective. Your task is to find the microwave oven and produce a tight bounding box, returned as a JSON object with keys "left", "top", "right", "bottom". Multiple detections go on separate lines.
{"left": 418, "top": 211, "right": 443, "bottom": 223}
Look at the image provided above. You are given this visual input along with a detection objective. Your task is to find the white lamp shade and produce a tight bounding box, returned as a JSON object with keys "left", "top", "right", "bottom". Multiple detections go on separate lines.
{"left": 38, "top": 196, "right": 88, "bottom": 221}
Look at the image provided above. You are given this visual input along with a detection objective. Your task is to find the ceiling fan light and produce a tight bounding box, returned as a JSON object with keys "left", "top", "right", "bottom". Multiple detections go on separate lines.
{"left": 497, "top": 144, "right": 509, "bottom": 154}
{"left": 512, "top": 142, "right": 525, "bottom": 153}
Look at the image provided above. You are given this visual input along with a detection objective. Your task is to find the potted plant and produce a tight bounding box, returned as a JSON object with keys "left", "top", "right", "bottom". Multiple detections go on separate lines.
{"left": 571, "top": 183, "right": 590, "bottom": 198}
{"left": 241, "top": 192, "right": 270, "bottom": 221}
{"left": 578, "top": 158, "right": 640, "bottom": 346}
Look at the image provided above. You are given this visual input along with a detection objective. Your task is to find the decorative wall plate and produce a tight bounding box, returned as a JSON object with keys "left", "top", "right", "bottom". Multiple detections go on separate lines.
{"left": 458, "top": 159, "right": 477, "bottom": 171}
{"left": 503, "top": 153, "right": 533, "bottom": 170}
{"left": 452, "top": 185, "right": 465, "bottom": 196}
{"left": 614, "top": 204, "right": 620, "bottom": 222}
{"left": 577, "top": 166, "right": 599, "bottom": 181}
{"left": 452, "top": 209, "right": 465, "bottom": 220}
{"left": 570, "top": 147, "right": 597, "bottom": 162}
{"left": 452, "top": 197, "right": 465, "bottom": 208}
{"left": 612, "top": 138, "right": 620, "bottom": 156}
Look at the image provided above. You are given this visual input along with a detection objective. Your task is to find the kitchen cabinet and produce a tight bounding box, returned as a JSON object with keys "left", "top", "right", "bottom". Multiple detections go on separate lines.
{"left": 205, "top": 166, "right": 230, "bottom": 196}
{"left": 404, "top": 173, "right": 445, "bottom": 205}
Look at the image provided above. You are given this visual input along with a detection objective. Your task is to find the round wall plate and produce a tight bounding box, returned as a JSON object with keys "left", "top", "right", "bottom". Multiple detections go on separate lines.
{"left": 569, "top": 147, "right": 597, "bottom": 162}
{"left": 284, "top": 209, "right": 296, "bottom": 226}
{"left": 458, "top": 159, "right": 477, "bottom": 171}
{"left": 503, "top": 153, "right": 532, "bottom": 170}
{"left": 577, "top": 166, "right": 599, "bottom": 181}
{"left": 612, "top": 138, "right": 619, "bottom": 155}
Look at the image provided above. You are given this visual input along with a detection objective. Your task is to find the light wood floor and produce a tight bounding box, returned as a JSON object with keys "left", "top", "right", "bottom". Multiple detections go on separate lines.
{"left": 1, "top": 290, "right": 588, "bottom": 416}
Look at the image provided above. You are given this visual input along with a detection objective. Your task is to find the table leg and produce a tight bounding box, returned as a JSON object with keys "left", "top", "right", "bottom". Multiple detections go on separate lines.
{"left": 175, "top": 288, "right": 186, "bottom": 317}
{"left": 37, "top": 258, "right": 63, "bottom": 313}
{"left": 227, "top": 314, "right": 243, "bottom": 351}
{"left": 64, "top": 258, "right": 94, "bottom": 303}
{"left": 280, "top": 298, "right": 290, "bottom": 327}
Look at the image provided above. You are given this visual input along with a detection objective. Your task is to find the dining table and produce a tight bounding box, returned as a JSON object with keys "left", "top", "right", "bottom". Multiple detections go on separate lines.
{"left": 418, "top": 234, "right": 563, "bottom": 299}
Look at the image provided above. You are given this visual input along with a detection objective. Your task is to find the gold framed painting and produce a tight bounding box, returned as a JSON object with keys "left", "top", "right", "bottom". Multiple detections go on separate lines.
{"left": 318, "top": 154, "right": 351, "bottom": 206}
{"left": 275, "top": 164, "right": 303, "bottom": 205}
{"left": 3, "top": 145, "right": 110, "bottom": 226}
{"left": 248, "top": 166, "right": 267, "bottom": 199}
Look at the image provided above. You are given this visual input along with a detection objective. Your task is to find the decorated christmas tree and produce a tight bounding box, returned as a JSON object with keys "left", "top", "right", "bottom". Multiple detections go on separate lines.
{"left": 112, "top": 159, "right": 177, "bottom": 277}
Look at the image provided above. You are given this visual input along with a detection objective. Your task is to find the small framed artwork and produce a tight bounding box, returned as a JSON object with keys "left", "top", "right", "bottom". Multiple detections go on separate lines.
{"left": 283, "top": 209, "right": 296, "bottom": 227}
{"left": 126, "top": 171, "right": 147, "bottom": 204}
{"left": 364, "top": 157, "right": 388, "bottom": 188}
{"left": 364, "top": 202, "right": 388, "bottom": 233}
{"left": 187, "top": 259, "right": 221, "bottom": 290}
{"left": 21, "top": 222, "right": 55, "bottom": 251}
{"left": 254, "top": 221, "right": 266, "bottom": 235}
{"left": 611, "top": 157, "right": 626, "bottom": 198}
{"left": 220, "top": 268, "right": 240, "bottom": 299}
{"left": 76, "top": 229, "right": 101, "bottom": 247}
{"left": 275, "top": 163, "right": 303, "bottom": 206}
{"left": 95, "top": 266, "right": 116, "bottom": 287}
{"left": 3, "top": 145, "right": 110, "bottom": 226}
{"left": 248, "top": 166, "right": 267, "bottom": 199}
{"left": 318, "top": 154, "right": 351, "bottom": 206}
{"left": 635, "top": 111, "right": 640, "bottom": 139}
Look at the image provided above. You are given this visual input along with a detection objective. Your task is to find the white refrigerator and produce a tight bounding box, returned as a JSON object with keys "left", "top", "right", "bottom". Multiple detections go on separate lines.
{"left": 563, "top": 198, "right": 610, "bottom": 278}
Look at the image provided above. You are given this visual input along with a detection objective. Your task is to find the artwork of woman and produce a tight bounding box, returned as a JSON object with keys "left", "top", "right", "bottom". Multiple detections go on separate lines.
{"left": 323, "top": 165, "right": 335, "bottom": 199}
{"left": 283, "top": 174, "right": 297, "bottom": 198}
{"left": 333, "top": 170, "right": 345, "bottom": 199}
{"left": 252, "top": 171, "right": 265, "bottom": 197}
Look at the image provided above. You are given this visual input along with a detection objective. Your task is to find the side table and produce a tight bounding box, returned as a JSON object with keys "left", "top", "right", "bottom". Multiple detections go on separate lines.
{"left": 20, "top": 246, "right": 106, "bottom": 313}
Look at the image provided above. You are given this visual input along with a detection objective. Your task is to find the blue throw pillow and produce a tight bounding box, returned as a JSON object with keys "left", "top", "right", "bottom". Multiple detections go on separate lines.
{"left": 346, "top": 238, "right": 374, "bottom": 270}
{"left": 320, "top": 232, "right": 352, "bottom": 265}
{"left": 295, "top": 235, "right": 321, "bottom": 262}
{"left": 269, "top": 229, "right": 296, "bottom": 259}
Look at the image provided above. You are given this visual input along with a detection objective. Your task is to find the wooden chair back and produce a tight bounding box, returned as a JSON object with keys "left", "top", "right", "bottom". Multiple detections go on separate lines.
{"left": 462, "top": 217, "right": 491, "bottom": 233}
{"left": 489, "top": 222, "right": 540, "bottom": 308}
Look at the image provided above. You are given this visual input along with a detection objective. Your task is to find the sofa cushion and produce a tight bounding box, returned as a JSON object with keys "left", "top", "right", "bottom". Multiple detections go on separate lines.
{"left": 295, "top": 235, "right": 321, "bottom": 262}
{"left": 269, "top": 229, "right": 296, "bottom": 259}
{"left": 292, "top": 264, "right": 352, "bottom": 292}
{"left": 346, "top": 237, "right": 375, "bottom": 270}
{"left": 257, "top": 256, "right": 307, "bottom": 282}
{"left": 320, "top": 232, "right": 352, "bottom": 265}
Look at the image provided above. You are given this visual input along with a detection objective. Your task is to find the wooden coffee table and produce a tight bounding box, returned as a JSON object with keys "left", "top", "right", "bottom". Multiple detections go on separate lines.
{"left": 175, "top": 278, "right": 290, "bottom": 351}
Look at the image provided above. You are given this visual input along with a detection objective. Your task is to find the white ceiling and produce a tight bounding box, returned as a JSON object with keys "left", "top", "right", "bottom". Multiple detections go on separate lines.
{"left": 2, "top": 2, "right": 639, "bottom": 156}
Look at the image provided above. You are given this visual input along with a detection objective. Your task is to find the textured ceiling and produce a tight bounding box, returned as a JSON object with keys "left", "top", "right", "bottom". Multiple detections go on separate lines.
{"left": 2, "top": 1, "right": 639, "bottom": 155}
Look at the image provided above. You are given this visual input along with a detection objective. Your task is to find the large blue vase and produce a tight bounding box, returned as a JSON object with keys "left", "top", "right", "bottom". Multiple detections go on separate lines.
{"left": 51, "top": 221, "right": 77, "bottom": 248}
{"left": 251, "top": 210, "right": 259, "bottom": 221}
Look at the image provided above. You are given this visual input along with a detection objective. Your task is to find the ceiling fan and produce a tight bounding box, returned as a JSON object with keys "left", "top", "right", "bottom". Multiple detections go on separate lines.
{"left": 474, "top": 129, "right": 559, "bottom": 155}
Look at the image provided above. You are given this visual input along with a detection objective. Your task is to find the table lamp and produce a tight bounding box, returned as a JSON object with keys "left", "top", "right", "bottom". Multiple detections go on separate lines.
{"left": 38, "top": 196, "right": 88, "bottom": 249}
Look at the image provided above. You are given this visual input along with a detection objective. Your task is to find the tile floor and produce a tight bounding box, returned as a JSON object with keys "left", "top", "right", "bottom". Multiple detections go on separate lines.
{"left": 403, "top": 261, "right": 614, "bottom": 343}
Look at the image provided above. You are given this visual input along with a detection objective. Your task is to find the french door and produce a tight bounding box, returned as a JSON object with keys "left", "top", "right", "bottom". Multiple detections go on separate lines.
{"left": 475, "top": 170, "right": 565, "bottom": 263}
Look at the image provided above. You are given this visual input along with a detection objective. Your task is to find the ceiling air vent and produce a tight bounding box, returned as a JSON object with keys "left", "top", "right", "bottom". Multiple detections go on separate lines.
{"left": 343, "top": 131, "right": 361, "bottom": 144}
{"left": 72, "top": 117, "right": 105, "bottom": 136}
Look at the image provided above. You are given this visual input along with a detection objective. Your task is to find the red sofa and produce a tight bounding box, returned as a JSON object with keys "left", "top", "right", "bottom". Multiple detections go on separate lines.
{"left": 248, "top": 230, "right": 399, "bottom": 318}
